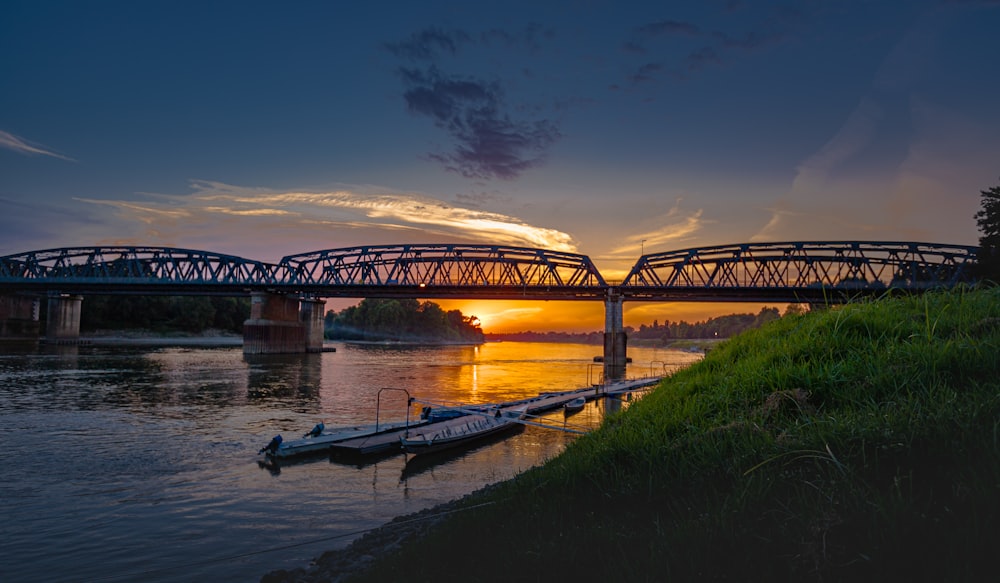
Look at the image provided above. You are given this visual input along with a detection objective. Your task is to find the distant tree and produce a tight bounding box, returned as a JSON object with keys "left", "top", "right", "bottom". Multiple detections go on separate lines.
{"left": 753, "top": 307, "right": 781, "bottom": 327}
{"left": 974, "top": 179, "right": 1000, "bottom": 282}
{"left": 783, "top": 304, "right": 806, "bottom": 317}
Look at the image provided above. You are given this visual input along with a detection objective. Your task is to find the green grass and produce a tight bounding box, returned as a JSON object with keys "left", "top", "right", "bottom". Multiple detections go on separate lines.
{"left": 350, "top": 287, "right": 1000, "bottom": 582}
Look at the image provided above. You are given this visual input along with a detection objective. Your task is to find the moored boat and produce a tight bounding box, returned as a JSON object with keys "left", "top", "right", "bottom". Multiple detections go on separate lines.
{"left": 260, "top": 420, "right": 427, "bottom": 459}
{"left": 563, "top": 396, "right": 586, "bottom": 415}
{"left": 400, "top": 407, "right": 525, "bottom": 456}
{"left": 419, "top": 404, "right": 488, "bottom": 422}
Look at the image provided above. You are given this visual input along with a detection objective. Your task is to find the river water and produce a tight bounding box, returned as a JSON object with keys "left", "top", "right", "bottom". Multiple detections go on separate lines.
{"left": 0, "top": 340, "right": 702, "bottom": 582}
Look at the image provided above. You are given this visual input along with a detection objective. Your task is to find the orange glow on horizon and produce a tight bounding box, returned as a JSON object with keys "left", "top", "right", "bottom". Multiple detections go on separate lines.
{"left": 435, "top": 300, "right": 791, "bottom": 334}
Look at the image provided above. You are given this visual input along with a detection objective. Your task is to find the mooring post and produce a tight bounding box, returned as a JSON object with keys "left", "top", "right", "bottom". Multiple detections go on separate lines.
{"left": 603, "top": 287, "right": 627, "bottom": 382}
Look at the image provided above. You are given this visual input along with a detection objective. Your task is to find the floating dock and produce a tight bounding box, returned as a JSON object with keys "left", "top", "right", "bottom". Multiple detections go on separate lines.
{"left": 327, "top": 375, "right": 664, "bottom": 458}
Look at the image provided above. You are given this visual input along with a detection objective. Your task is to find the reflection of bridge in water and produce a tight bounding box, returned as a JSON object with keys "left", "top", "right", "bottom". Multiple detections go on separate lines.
{"left": 0, "top": 241, "right": 979, "bottom": 379}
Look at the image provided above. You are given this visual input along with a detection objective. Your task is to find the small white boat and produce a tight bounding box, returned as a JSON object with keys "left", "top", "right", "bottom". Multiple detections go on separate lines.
{"left": 400, "top": 408, "right": 524, "bottom": 456}
{"left": 563, "top": 396, "right": 586, "bottom": 414}
{"left": 260, "top": 420, "right": 425, "bottom": 459}
{"left": 419, "top": 404, "right": 488, "bottom": 422}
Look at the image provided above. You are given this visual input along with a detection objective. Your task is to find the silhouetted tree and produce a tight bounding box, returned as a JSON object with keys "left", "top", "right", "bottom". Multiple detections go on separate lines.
{"left": 974, "top": 178, "right": 1000, "bottom": 282}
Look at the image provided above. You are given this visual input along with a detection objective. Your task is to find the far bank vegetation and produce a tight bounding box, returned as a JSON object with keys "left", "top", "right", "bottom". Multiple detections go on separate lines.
{"left": 487, "top": 305, "right": 800, "bottom": 345}
{"left": 324, "top": 298, "right": 485, "bottom": 343}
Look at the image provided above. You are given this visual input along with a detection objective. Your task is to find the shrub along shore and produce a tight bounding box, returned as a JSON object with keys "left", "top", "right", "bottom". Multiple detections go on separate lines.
{"left": 267, "top": 286, "right": 1000, "bottom": 582}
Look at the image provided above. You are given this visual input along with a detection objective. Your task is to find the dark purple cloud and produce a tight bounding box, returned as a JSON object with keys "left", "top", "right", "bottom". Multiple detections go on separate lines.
{"left": 388, "top": 27, "right": 561, "bottom": 181}
{"left": 628, "top": 62, "right": 666, "bottom": 84}
{"left": 625, "top": 11, "right": 791, "bottom": 84}
{"left": 685, "top": 46, "right": 724, "bottom": 72}
{"left": 400, "top": 67, "right": 559, "bottom": 180}
{"left": 383, "top": 28, "right": 471, "bottom": 60}
{"left": 637, "top": 20, "right": 703, "bottom": 38}
{"left": 480, "top": 23, "right": 555, "bottom": 54}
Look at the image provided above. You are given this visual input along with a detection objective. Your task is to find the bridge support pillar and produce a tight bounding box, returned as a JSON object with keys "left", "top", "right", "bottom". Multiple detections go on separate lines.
{"left": 0, "top": 294, "right": 41, "bottom": 341}
{"left": 603, "top": 288, "right": 627, "bottom": 382}
{"left": 243, "top": 292, "right": 305, "bottom": 354}
{"left": 45, "top": 293, "right": 83, "bottom": 342}
{"left": 300, "top": 298, "right": 326, "bottom": 353}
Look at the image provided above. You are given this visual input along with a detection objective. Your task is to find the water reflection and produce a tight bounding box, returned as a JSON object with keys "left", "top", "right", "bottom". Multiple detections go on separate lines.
{"left": 399, "top": 423, "right": 527, "bottom": 481}
{"left": 244, "top": 352, "right": 323, "bottom": 402}
{"left": 0, "top": 340, "right": 703, "bottom": 583}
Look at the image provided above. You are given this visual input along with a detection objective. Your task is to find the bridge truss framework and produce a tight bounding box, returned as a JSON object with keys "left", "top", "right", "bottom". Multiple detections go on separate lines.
{"left": 0, "top": 241, "right": 980, "bottom": 302}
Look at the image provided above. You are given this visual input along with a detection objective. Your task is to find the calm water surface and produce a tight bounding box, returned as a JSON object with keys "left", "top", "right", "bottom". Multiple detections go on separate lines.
{"left": 0, "top": 341, "right": 702, "bottom": 582}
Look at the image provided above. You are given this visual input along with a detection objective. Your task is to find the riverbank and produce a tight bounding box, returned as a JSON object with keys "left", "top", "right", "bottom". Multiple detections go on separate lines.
{"left": 263, "top": 286, "right": 1000, "bottom": 582}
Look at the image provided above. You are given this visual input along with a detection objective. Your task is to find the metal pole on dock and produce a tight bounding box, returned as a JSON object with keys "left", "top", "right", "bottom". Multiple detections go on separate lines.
{"left": 375, "top": 387, "right": 412, "bottom": 433}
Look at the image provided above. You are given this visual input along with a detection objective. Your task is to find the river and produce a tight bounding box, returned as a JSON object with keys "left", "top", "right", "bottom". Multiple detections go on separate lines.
{"left": 0, "top": 340, "right": 702, "bottom": 582}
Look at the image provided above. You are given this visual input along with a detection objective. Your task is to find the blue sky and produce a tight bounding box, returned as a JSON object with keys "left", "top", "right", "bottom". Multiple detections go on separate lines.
{"left": 2, "top": 0, "right": 999, "bottom": 329}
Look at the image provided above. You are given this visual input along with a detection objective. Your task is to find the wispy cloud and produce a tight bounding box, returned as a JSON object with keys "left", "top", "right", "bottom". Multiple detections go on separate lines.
{"left": 387, "top": 27, "right": 561, "bottom": 180}
{"left": 607, "top": 203, "right": 705, "bottom": 256}
{"left": 758, "top": 5, "right": 992, "bottom": 245}
{"left": 0, "top": 130, "right": 75, "bottom": 161}
{"left": 790, "top": 96, "right": 882, "bottom": 193}
{"left": 78, "top": 180, "right": 579, "bottom": 253}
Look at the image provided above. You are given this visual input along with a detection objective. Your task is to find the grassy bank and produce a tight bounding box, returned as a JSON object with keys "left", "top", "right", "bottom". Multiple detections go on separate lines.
{"left": 349, "top": 287, "right": 1000, "bottom": 582}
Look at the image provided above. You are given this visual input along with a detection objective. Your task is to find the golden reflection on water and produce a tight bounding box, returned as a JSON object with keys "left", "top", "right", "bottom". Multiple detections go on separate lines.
{"left": 312, "top": 341, "right": 704, "bottom": 424}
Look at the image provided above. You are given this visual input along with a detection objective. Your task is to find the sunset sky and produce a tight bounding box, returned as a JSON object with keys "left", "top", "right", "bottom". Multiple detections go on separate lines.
{"left": 2, "top": 1, "right": 999, "bottom": 332}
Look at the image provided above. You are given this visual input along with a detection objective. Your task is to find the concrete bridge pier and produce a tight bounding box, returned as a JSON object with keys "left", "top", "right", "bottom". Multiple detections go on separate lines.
{"left": 243, "top": 292, "right": 305, "bottom": 354}
{"left": 0, "top": 294, "right": 41, "bottom": 340}
{"left": 243, "top": 292, "right": 327, "bottom": 354}
{"left": 45, "top": 293, "right": 83, "bottom": 342}
{"left": 300, "top": 298, "right": 326, "bottom": 353}
{"left": 603, "top": 287, "right": 627, "bottom": 382}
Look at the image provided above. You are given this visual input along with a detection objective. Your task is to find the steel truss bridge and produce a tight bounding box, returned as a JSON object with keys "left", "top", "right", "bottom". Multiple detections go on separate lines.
{"left": 0, "top": 241, "right": 980, "bottom": 303}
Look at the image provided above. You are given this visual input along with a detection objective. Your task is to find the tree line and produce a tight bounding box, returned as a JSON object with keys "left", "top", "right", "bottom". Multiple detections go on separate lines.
{"left": 324, "top": 298, "right": 484, "bottom": 343}
{"left": 77, "top": 295, "right": 250, "bottom": 334}
{"left": 633, "top": 306, "right": 785, "bottom": 341}
{"left": 486, "top": 306, "right": 797, "bottom": 344}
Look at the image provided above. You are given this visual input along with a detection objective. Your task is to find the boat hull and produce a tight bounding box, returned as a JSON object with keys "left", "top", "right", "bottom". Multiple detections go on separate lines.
{"left": 267, "top": 421, "right": 425, "bottom": 459}
{"left": 563, "top": 397, "right": 586, "bottom": 414}
{"left": 400, "top": 413, "right": 521, "bottom": 456}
